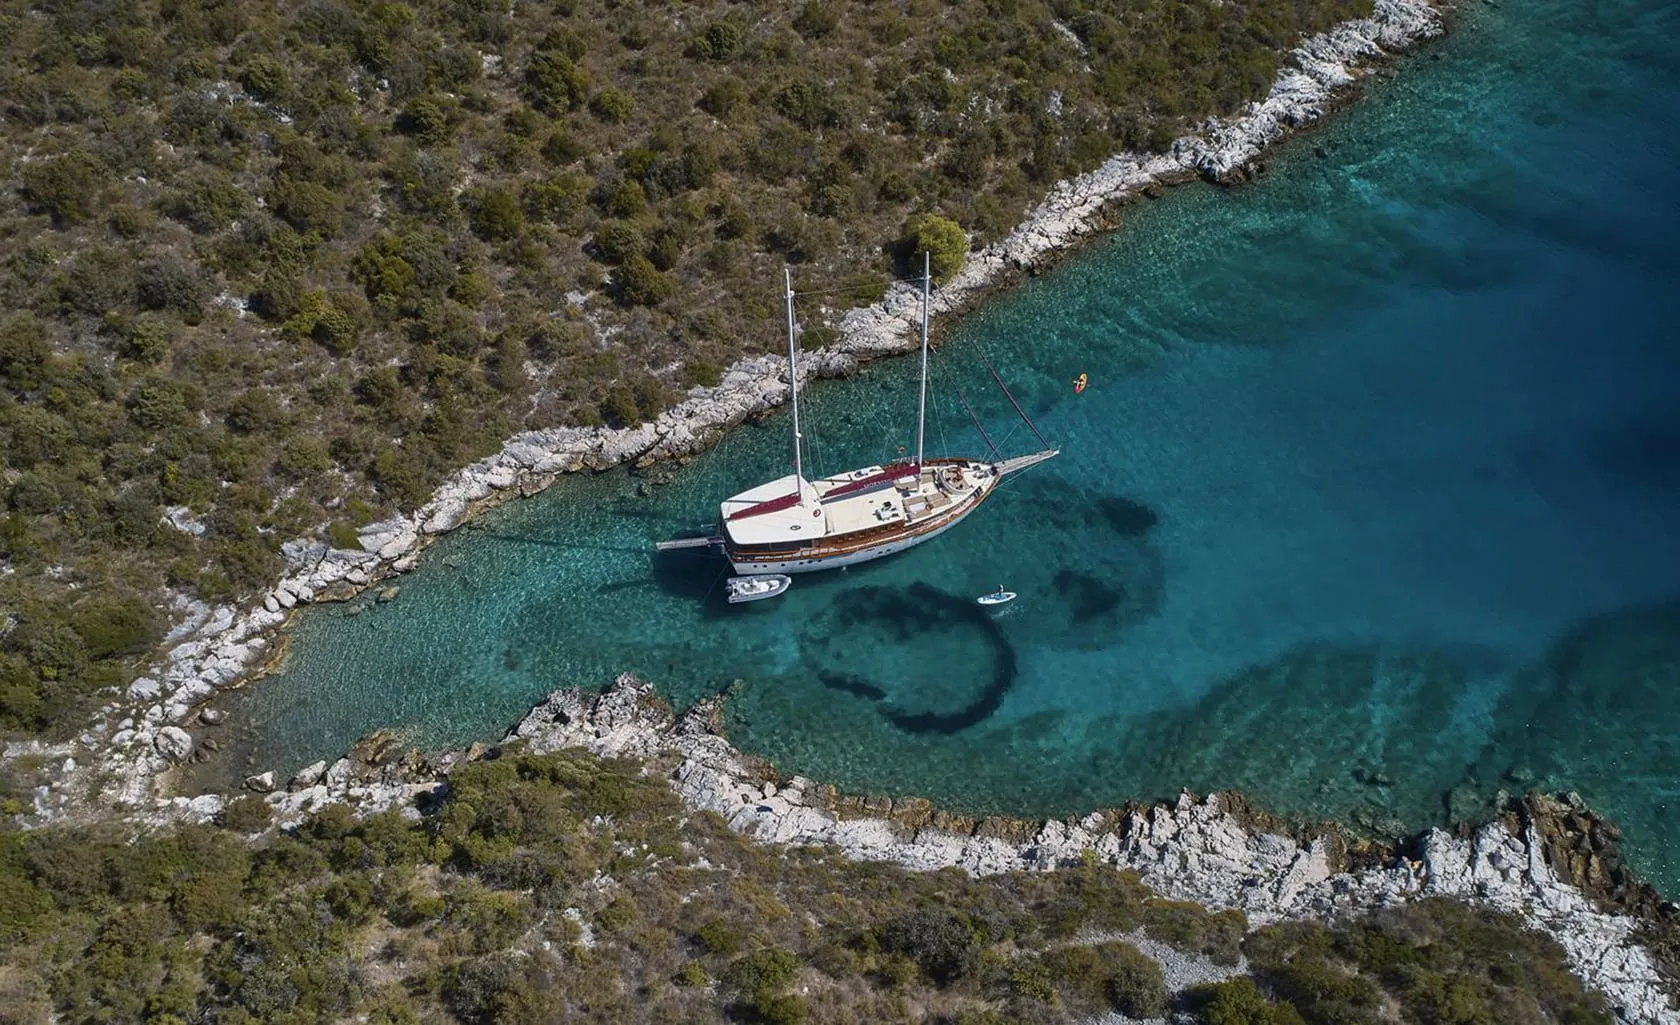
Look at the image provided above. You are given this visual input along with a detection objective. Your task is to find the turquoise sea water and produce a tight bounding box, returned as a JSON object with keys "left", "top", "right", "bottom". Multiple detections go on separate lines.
{"left": 229, "top": 0, "right": 1680, "bottom": 890}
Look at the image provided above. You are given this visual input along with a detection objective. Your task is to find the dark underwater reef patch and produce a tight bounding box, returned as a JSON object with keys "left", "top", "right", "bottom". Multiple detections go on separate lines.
{"left": 805, "top": 582, "right": 1017, "bottom": 735}
{"left": 1053, "top": 569, "right": 1124, "bottom": 623}
{"left": 817, "top": 671, "right": 888, "bottom": 702}
{"left": 1099, "top": 495, "right": 1159, "bottom": 537}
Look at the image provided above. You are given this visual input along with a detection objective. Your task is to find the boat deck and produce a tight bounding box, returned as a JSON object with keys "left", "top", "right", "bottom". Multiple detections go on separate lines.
{"left": 722, "top": 459, "right": 993, "bottom": 550}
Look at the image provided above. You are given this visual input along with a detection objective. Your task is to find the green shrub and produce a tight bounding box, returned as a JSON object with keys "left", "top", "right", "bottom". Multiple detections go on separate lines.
{"left": 238, "top": 56, "right": 290, "bottom": 100}
{"left": 602, "top": 179, "right": 647, "bottom": 219}
{"left": 723, "top": 946, "right": 801, "bottom": 999}
{"left": 1008, "top": 956, "right": 1056, "bottom": 1003}
{"left": 691, "top": 20, "right": 745, "bottom": 63}
{"left": 592, "top": 220, "right": 646, "bottom": 264}
{"left": 1105, "top": 943, "right": 1169, "bottom": 1018}
{"left": 756, "top": 993, "right": 809, "bottom": 1024}
{"left": 902, "top": 213, "right": 968, "bottom": 283}
{"left": 162, "top": 171, "right": 249, "bottom": 233}
{"left": 675, "top": 960, "right": 708, "bottom": 987}
{"left": 270, "top": 178, "right": 344, "bottom": 236}
{"left": 681, "top": 361, "right": 722, "bottom": 389}
{"left": 695, "top": 916, "right": 746, "bottom": 955}
{"left": 698, "top": 77, "right": 746, "bottom": 118}
{"left": 526, "top": 50, "right": 588, "bottom": 113}
{"left": 136, "top": 259, "right": 207, "bottom": 319}
{"left": 590, "top": 87, "right": 634, "bottom": 124}
{"left": 612, "top": 254, "right": 674, "bottom": 307}
{"left": 0, "top": 314, "right": 54, "bottom": 389}
{"left": 218, "top": 795, "right": 274, "bottom": 833}
{"left": 794, "top": 2, "right": 839, "bottom": 39}
{"left": 20, "top": 151, "right": 105, "bottom": 224}
{"left": 597, "top": 385, "right": 639, "bottom": 428}
{"left": 1144, "top": 900, "right": 1247, "bottom": 964}
{"left": 524, "top": 174, "right": 589, "bottom": 224}
{"left": 877, "top": 907, "right": 978, "bottom": 985}
{"left": 597, "top": 895, "right": 638, "bottom": 931}
{"left": 1193, "top": 977, "right": 1307, "bottom": 1025}
{"left": 464, "top": 186, "right": 525, "bottom": 241}
{"left": 68, "top": 596, "right": 160, "bottom": 659}
{"left": 799, "top": 326, "right": 838, "bottom": 350}
{"left": 397, "top": 97, "right": 451, "bottom": 145}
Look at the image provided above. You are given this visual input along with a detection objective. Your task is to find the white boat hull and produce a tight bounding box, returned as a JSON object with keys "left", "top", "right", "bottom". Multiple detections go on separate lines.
{"left": 727, "top": 506, "right": 974, "bottom": 574}
{"left": 726, "top": 574, "right": 792, "bottom": 603}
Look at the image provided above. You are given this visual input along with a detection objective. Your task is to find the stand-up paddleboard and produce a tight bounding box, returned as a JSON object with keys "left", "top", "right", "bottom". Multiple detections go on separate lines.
{"left": 977, "top": 590, "right": 1016, "bottom": 606}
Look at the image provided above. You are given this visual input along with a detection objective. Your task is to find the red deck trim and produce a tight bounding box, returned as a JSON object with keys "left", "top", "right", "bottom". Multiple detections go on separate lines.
{"left": 819, "top": 461, "right": 920, "bottom": 501}
{"left": 726, "top": 462, "right": 925, "bottom": 521}
{"left": 724, "top": 490, "right": 803, "bottom": 521}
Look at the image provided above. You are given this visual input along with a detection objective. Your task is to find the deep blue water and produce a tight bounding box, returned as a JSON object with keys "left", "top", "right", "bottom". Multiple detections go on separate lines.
{"left": 230, "top": 0, "right": 1680, "bottom": 889}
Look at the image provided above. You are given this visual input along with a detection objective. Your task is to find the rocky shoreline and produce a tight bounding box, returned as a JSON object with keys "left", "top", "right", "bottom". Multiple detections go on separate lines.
{"left": 4, "top": 0, "right": 1448, "bottom": 826}
{"left": 237, "top": 675, "right": 1672, "bottom": 1024}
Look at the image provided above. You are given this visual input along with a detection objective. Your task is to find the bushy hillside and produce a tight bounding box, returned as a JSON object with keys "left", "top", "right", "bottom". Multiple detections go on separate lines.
{"left": 0, "top": 0, "right": 1372, "bottom": 735}
{"left": 0, "top": 748, "right": 1613, "bottom": 1025}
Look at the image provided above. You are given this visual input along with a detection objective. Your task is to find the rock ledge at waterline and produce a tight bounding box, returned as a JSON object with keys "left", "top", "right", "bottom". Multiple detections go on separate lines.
{"left": 12, "top": 0, "right": 1445, "bottom": 828}
{"left": 262, "top": 676, "right": 1674, "bottom": 1025}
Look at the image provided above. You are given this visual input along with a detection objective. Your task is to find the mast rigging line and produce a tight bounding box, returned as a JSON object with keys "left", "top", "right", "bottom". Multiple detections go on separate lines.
{"left": 953, "top": 377, "right": 1002, "bottom": 459}
{"left": 982, "top": 352, "right": 1051, "bottom": 450}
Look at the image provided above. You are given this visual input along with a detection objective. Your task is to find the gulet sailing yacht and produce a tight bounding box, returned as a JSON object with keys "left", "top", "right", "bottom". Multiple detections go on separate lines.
{"left": 659, "top": 255, "right": 1058, "bottom": 577}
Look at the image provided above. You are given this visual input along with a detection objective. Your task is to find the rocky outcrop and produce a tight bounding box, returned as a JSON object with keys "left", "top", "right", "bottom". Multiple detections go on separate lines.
{"left": 498, "top": 675, "right": 1675, "bottom": 1025}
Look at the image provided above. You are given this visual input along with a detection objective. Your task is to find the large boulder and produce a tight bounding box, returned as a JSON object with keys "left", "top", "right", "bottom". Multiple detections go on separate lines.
{"left": 288, "top": 759, "right": 328, "bottom": 790}
{"left": 155, "top": 726, "right": 194, "bottom": 762}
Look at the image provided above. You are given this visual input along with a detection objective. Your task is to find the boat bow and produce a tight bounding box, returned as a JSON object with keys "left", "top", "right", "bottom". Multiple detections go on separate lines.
{"left": 992, "top": 448, "right": 1059, "bottom": 477}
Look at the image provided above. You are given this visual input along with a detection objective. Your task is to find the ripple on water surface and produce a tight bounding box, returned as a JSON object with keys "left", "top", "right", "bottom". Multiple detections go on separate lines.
{"left": 237, "top": 0, "right": 1680, "bottom": 892}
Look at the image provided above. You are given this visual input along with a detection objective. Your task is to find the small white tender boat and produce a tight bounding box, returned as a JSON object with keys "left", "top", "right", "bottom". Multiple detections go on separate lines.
{"left": 977, "top": 590, "right": 1016, "bottom": 606}
{"left": 726, "top": 574, "right": 792, "bottom": 604}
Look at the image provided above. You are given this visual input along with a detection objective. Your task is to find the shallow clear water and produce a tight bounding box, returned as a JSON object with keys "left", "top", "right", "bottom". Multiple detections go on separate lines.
{"left": 234, "top": 0, "right": 1680, "bottom": 890}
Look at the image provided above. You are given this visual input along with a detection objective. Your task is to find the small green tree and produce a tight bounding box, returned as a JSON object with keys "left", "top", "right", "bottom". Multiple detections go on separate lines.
{"left": 691, "top": 21, "right": 745, "bottom": 63}
{"left": 526, "top": 50, "right": 589, "bottom": 113}
{"left": 698, "top": 78, "right": 746, "bottom": 118}
{"left": 903, "top": 213, "right": 968, "bottom": 283}
{"left": 464, "top": 186, "right": 525, "bottom": 241}
{"left": 589, "top": 88, "right": 634, "bottom": 124}
{"left": 20, "top": 152, "right": 105, "bottom": 225}
{"left": 398, "top": 97, "right": 451, "bottom": 145}
{"left": 613, "top": 254, "right": 674, "bottom": 307}
{"left": 238, "top": 56, "right": 290, "bottom": 101}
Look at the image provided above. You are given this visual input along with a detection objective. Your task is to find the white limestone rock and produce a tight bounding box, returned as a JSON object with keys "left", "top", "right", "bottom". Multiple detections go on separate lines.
{"left": 377, "top": 529, "right": 419, "bottom": 560}
{"left": 154, "top": 726, "right": 194, "bottom": 762}
{"left": 289, "top": 760, "right": 328, "bottom": 790}
{"left": 422, "top": 496, "right": 469, "bottom": 534}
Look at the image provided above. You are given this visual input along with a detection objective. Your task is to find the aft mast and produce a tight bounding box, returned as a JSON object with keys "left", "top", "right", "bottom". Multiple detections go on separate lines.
{"left": 915, "top": 251, "right": 929, "bottom": 468}
{"left": 785, "top": 266, "right": 807, "bottom": 501}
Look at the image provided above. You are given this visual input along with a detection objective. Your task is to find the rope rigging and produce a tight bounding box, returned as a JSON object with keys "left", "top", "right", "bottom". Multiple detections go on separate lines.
{"left": 782, "top": 265, "right": 1052, "bottom": 480}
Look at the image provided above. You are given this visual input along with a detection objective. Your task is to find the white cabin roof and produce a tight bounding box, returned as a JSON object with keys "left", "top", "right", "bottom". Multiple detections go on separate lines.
{"left": 721, "top": 474, "right": 828, "bottom": 546}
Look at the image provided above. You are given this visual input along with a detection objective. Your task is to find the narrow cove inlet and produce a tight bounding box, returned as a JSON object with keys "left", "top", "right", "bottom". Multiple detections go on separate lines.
{"left": 221, "top": 0, "right": 1680, "bottom": 894}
